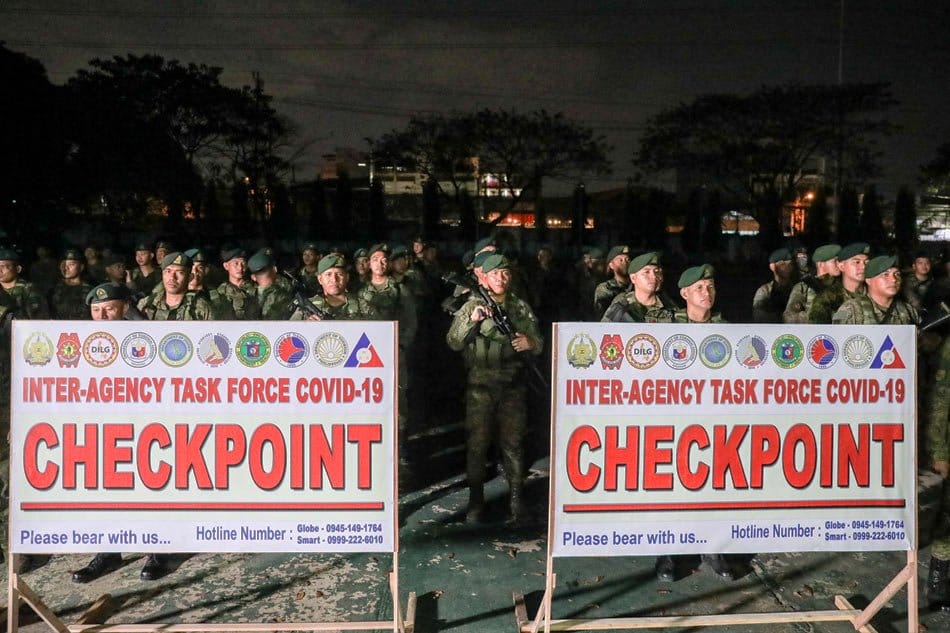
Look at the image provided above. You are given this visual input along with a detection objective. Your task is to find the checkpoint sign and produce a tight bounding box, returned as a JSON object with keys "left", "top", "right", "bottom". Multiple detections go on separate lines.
{"left": 552, "top": 323, "right": 916, "bottom": 557}
{"left": 11, "top": 321, "right": 396, "bottom": 554}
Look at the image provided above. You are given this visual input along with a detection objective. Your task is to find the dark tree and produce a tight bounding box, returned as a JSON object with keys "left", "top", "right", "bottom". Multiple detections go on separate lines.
{"left": 680, "top": 188, "right": 704, "bottom": 254}
{"left": 332, "top": 171, "right": 353, "bottom": 239}
{"left": 860, "top": 185, "right": 884, "bottom": 249}
{"left": 422, "top": 179, "right": 442, "bottom": 240}
{"left": 701, "top": 190, "right": 723, "bottom": 254}
{"left": 267, "top": 183, "right": 294, "bottom": 240}
{"left": 894, "top": 186, "right": 918, "bottom": 256}
{"left": 837, "top": 188, "right": 862, "bottom": 243}
{"left": 457, "top": 189, "right": 477, "bottom": 242}
{"left": 804, "top": 187, "right": 832, "bottom": 247}
{"left": 308, "top": 179, "right": 329, "bottom": 239}
{"left": 368, "top": 178, "right": 387, "bottom": 241}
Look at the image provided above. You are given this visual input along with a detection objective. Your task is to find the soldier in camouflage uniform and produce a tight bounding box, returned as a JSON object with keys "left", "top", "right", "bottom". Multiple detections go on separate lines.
{"left": 0, "top": 247, "right": 48, "bottom": 318}
{"left": 249, "top": 251, "right": 293, "bottom": 320}
{"left": 832, "top": 255, "right": 918, "bottom": 325}
{"left": 573, "top": 247, "right": 604, "bottom": 321}
{"left": 184, "top": 249, "right": 232, "bottom": 319}
{"left": 290, "top": 254, "right": 377, "bottom": 320}
{"left": 390, "top": 245, "right": 429, "bottom": 301}
{"left": 350, "top": 247, "right": 370, "bottom": 293}
{"left": 215, "top": 248, "right": 261, "bottom": 320}
{"left": 903, "top": 250, "right": 934, "bottom": 313}
{"left": 807, "top": 242, "right": 869, "bottom": 323}
{"left": 137, "top": 252, "right": 214, "bottom": 321}
{"left": 926, "top": 328, "right": 950, "bottom": 610}
{"left": 102, "top": 252, "right": 130, "bottom": 287}
{"left": 446, "top": 253, "right": 542, "bottom": 523}
{"left": 593, "top": 245, "right": 632, "bottom": 318}
{"left": 751, "top": 248, "right": 797, "bottom": 323}
{"left": 783, "top": 244, "right": 841, "bottom": 323}
{"left": 602, "top": 252, "right": 676, "bottom": 323}
{"left": 49, "top": 248, "right": 93, "bottom": 320}
{"left": 130, "top": 242, "right": 161, "bottom": 296}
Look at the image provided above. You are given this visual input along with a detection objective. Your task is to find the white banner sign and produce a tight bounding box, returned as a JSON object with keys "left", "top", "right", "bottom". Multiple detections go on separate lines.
{"left": 551, "top": 323, "right": 916, "bottom": 557}
{"left": 11, "top": 320, "right": 396, "bottom": 554}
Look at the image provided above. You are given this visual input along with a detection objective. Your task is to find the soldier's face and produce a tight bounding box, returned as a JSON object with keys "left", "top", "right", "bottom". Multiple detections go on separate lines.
{"left": 302, "top": 249, "right": 318, "bottom": 266}
{"left": 251, "top": 267, "right": 275, "bottom": 287}
{"left": 90, "top": 300, "right": 127, "bottom": 320}
{"left": 163, "top": 265, "right": 190, "bottom": 295}
{"left": 135, "top": 250, "right": 153, "bottom": 267}
{"left": 369, "top": 252, "right": 389, "bottom": 277}
{"left": 355, "top": 257, "right": 370, "bottom": 276}
{"left": 391, "top": 257, "right": 409, "bottom": 274}
{"left": 913, "top": 257, "right": 931, "bottom": 277}
{"left": 818, "top": 259, "right": 841, "bottom": 277}
{"left": 105, "top": 263, "right": 126, "bottom": 282}
{"left": 60, "top": 259, "right": 83, "bottom": 280}
{"left": 630, "top": 265, "right": 661, "bottom": 294}
{"left": 610, "top": 254, "right": 630, "bottom": 276}
{"left": 680, "top": 279, "right": 716, "bottom": 310}
{"left": 0, "top": 260, "right": 19, "bottom": 283}
{"left": 867, "top": 268, "right": 901, "bottom": 298}
{"left": 485, "top": 268, "right": 511, "bottom": 295}
{"left": 190, "top": 262, "right": 208, "bottom": 287}
{"left": 770, "top": 259, "right": 794, "bottom": 280}
{"left": 537, "top": 249, "right": 552, "bottom": 268}
{"left": 223, "top": 258, "right": 247, "bottom": 281}
{"left": 84, "top": 247, "right": 99, "bottom": 262}
{"left": 155, "top": 247, "right": 169, "bottom": 262}
{"left": 319, "top": 268, "right": 348, "bottom": 297}
{"left": 838, "top": 255, "right": 868, "bottom": 283}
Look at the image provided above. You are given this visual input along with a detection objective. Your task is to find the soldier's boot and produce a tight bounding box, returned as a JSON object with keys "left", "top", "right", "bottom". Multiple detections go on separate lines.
{"left": 927, "top": 556, "right": 950, "bottom": 611}
{"left": 466, "top": 484, "right": 485, "bottom": 523}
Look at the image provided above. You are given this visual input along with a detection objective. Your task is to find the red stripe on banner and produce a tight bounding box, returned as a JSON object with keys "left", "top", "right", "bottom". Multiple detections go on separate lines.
{"left": 21, "top": 502, "right": 385, "bottom": 511}
{"left": 563, "top": 499, "right": 906, "bottom": 512}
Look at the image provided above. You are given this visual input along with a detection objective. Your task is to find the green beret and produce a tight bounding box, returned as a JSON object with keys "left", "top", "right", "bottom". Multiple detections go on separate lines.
{"left": 607, "top": 245, "right": 631, "bottom": 262}
{"left": 0, "top": 247, "right": 20, "bottom": 262}
{"left": 103, "top": 252, "right": 127, "bottom": 267}
{"left": 811, "top": 243, "right": 841, "bottom": 263}
{"left": 586, "top": 247, "right": 605, "bottom": 260}
{"left": 769, "top": 248, "right": 792, "bottom": 263}
{"left": 302, "top": 242, "right": 319, "bottom": 253}
{"left": 155, "top": 240, "right": 175, "bottom": 250}
{"left": 221, "top": 247, "right": 246, "bottom": 262}
{"left": 248, "top": 251, "right": 274, "bottom": 273}
{"left": 391, "top": 245, "right": 409, "bottom": 259}
{"left": 86, "top": 283, "right": 130, "bottom": 305}
{"left": 838, "top": 242, "right": 870, "bottom": 260}
{"left": 628, "top": 251, "right": 660, "bottom": 275}
{"left": 473, "top": 250, "right": 494, "bottom": 268}
{"left": 184, "top": 248, "right": 211, "bottom": 263}
{"left": 368, "top": 243, "right": 390, "bottom": 258}
{"left": 678, "top": 264, "right": 715, "bottom": 288}
{"left": 317, "top": 254, "right": 346, "bottom": 275}
{"left": 865, "top": 255, "right": 898, "bottom": 279}
{"left": 481, "top": 253, "right": 510, "bottom": 273}
{"left": 474, "top": 237, "right": 496, "bottom": 252}
{"left": 353, "top": 248, "right": 368, "bottom": 259}
{"left": 134, "top": 242, "right": 152, "bottom": 252}
{"left": 161, "top": 252, "right": 192, "bottom": 269}
{"left": 61, "top": 248, "right": 84, "bottom": 262}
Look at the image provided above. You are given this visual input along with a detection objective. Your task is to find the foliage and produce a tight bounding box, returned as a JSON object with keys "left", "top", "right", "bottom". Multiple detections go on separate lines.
{"left": 836, "top": 188, "right": 862, "bottom": 244}
{"left": 921, "top": 142, "right": 950, "bottom": 197}
{"left": 860, "top": 185, "right": 884, "bottom": 249}
{"left": 804, "top": 187, "right": 832, "bottom": 248}
{"left": 894, "top": 186, "right": 918, "bottom": 256}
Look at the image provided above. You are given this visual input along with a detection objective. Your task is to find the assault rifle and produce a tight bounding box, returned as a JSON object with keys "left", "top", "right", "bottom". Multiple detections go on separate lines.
{"left": 921, "top": 302, "right": 950, "bottom": 333}
{"left": 282, "top": 270, "right": 331, "bottom": 320}
{"left": 442, "top": 272, "right": 549, "bottom": 391}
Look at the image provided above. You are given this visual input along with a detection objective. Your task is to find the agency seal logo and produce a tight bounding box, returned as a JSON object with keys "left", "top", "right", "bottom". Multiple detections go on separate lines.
{"left": 771, "top": 334, "right": 804, "bottom": 369}
{"left": 699, "top": 334, "right": 731, "bottom": 369}
{"left": 870, "top": 335, "right": 906, "bottom": 369}
{"left": 237, "top": 331, "right": 271, "bottom": 368}
{"left": 662, "top": 334, "right": 697, "bottom": 370}
{"left": 344, "top": 332, "right": 384, "bottom": 367}
{"left": 23, "top": 332, "right": 54, "bottom": 366}
{"left": 735, "top": 335, "right": 767, "bottom": 368}
{"left": 276, "top": 332, "right": 310, "bottom": 368}
{"left": 566, "top": 333, "right": 596, "bottom": 368}
{"left": 312, "top": 332, "right": 346, "bottom": 367}
{"left": 625, "top": 333, "right": 660, "bottom": 370}
{"left": 843, "top": 334, "right": 874, "bottom": 369}
{"left": 197, "top": 333, "right": 231, "bottom": 367}
{"left": 807, "top": 335, "right": 838, "bottom": 369}
{"left": 159, "top": 332, "right": 193, "bottom": 367}
{"left": 82, "top": 331, "right": 119, "bottom": 368}
{"left": 121, "top": 332, "right": 157, "bottom": 368}
{"left": 599, "top": 334, "right": 624, "bottom": 370}
{"left": 56, "top": 332, "right": 81, "bottom": 367}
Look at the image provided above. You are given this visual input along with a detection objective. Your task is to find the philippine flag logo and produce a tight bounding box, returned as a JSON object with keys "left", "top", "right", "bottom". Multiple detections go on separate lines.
{"left": 870, "top": 335, "right": 905, "bottom": 369}
{"left": 344, "top": 333, "right": 384, "bottom": 367}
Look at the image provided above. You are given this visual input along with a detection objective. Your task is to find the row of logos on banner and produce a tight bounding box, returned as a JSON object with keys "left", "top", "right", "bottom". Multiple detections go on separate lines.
{"left": 566, "top": 332, "right": 908, "bottom": 371}
{"left": 21, "top": 329, "right": 386, "bottom": 371}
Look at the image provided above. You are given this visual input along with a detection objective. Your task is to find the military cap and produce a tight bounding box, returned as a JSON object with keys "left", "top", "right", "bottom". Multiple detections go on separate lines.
{"left": 0, "top": 247, "right": 20, "bottom": 262}
{"left": 368, "top": 243, "right": 390, "bottom": 257}
{"left": 133, "top": 242, "right": 152, "bottom": 252}
{"left": 221, "top": 247, "right": 246, "bottom": 262}
{"left": 161, "top": 252, "right": 192, "bottom": 269}
{"left": 812, "top": 243, "right": 841, "bottom": 263}
{"left": 302, "top": 242, "right": 319, "bottom": 253}
{"left": 473, "top": 250, "right": 494, "bottom": 269}
{"left": 628, "top": 252, "right": 660, "bottom": 275}
{"left": 865, "top": 255, "right": 898, "bottom": 279}
{"left": 607, "top": 245, "right": 631, "bottom": 262}
{"left": 913, "top": 249, "right": 932, "bottom": 261}
{"left": 768, "top": 248, "right": 793, "bottom": 263}
{"left": 587, "top": 247, "right": 605, "bottom": 260}
{"left": 103, "top": 252, "right": 127, "bottom": 267}
{"left": 390, "top": 245, "right": 409, "bottom": 259}
{"left": 184, "top": 248, "right": 211, "bottom": 263}
{"left": 474, "top": 236, "right": 496, "bottom": 253}
{"left": 155, "top": 240, "right": 176, "bottom": 251}
{"left": 677, "top": 264, "right": 715, "bottom": 288}
{"left": 353, "top": 248, "right": 368, "bottom": 259}
{"left": 481, "top": 253, "right": 510, "bottom": 273}
{"left": 61, "top": 248, "right": 84, "bottom": 262}
{"left": 86, "top": 282, "right": 131, "bottom": 306}
{"left": 838, "top": 242, "right": 871, "bottom": 260}
{"left": 248, "top": 251, "right": 274, "bottom": 273}
{"left": 317, "top": 254, "right": 346, "bottom": 275}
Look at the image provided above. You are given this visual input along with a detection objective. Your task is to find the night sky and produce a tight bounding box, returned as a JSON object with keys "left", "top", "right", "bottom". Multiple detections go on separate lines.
{"left": 3, "top": 1, "right": 948, "bottom": 197}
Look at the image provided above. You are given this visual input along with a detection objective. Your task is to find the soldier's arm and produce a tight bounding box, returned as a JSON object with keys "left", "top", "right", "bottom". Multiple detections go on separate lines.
{"left": 831, "top": 301, "right": 858, "bottom": 325}
{"left": 783, "top": 284, "right": 807, "bottom": 324}
{"left": 446, "top": 300, "right": 481, "bottom": 351}
{"left": 928, "top": 340, "right": 950, "bottom": 474}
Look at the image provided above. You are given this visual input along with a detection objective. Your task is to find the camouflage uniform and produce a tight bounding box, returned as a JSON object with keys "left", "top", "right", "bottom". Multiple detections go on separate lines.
{"left": 783, "top": 275, "right": 835, "bottom": 324}
{"left": 289, "top": 293, "right": 377, "bottom": 320}
{"left": 4, "top": 279, "right": 49, "bottom": 318}
{"left": 257, "top": 283, "right": 293, "bottom": 320}
{"left": 130, "top": 268, "right": 161, "bottom": 295}
{"left": 593, "top": 278, "right": 631, "bottom": 319}
{"left": 214, "top": 281, "right": 262, "bottom": 320}
{"left": 298, "top": 266, "right": 321, "bottom": 297}
{"left": 673, "top": 310, "right": 726, "bottom": 324}
{"left": 752, "top": 279, "right": 795, "bottom": 323}
{"left": 831, "top": 294, "right": 919, "bottom": 326}
{"left": 138, "top": 290, "right": 214, "bottom": 321}
{"left": 903, "top": 273, "right": 934, "bottom": 312}
{"left": 927, "top": 338, "right": 950, "bottom": 561}
{"left": 807, "top": 279, "right": 865, "bottom": 324}
{"left": 446, "top": 286, "right": 543, "bottom": 520}
{"left": 602, "top": 291, "right": 676, "bottom": 323}
{"left": 49, "top": 281, "right": 93, "bottom": 320}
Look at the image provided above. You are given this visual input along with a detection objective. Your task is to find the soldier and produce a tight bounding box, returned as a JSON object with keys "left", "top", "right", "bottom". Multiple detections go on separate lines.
{"left": 183, "top": 248, "right": 228, "bottom": 319}
{"left": 792, "top": 243, "right": 811, "bottom": 276}
{"left": 783, "top": 244, "right": 841, "bottom": 324}
{"left": 130, "top": 242, "right": 161, "bottom": 296}
{"left": 102, "top": 252, "right": 130, "bottom": 287}
{"left": 290, "top": 254, "right": 376, "bottom": 320}
{"left": 751, "top": 247, "right": 797, "bottom": 323}
{"left": 0, "top": 247, "right": 48, "bottom": 318}
{"left": 390, "top": 245, "right": 428, "bottom": 300}
{"left": 602, "top": 252, "right": 676, "bottom": 323}
{"left": 903, "top": 250, "right": 934, "bottom": 312}
{"left": 249, "top": 251, "right": 292, "bottom": 320}
{"left": 832, "top": 255, "right": 919, "bottom": 325}
{"left": 154, "top": 240, "right": 175, "bottom": 266}
{"left": 351, "top": 247, "right": 370, "bottom": 293}
{"left": 137, "top": 252, "right": 214, "bottom": 321}
{"left": 594, "top": 245, "right": 632, "bottom": 317}
{"left": 84, "top": 245, "right": 106, "bottom": 285}
{"left": 808, "top": 242, "right": 870, "bottom": 324}
{"left": 574, "top": 247, "right": 604, "bottom": 321}
{"left": 49, "top": 248, "right": 93, "bottom": 320}
{"left": 925, "top": 327, "right": 950, "bottom": 610}
{"left": 215, "top": 248, "right": 261, "bottom": 320}
{"left": 299, "top": 242, "right": 321, "bottom": 295}
{"left": 446, "top": 253, "right": 542, "bottom": 523}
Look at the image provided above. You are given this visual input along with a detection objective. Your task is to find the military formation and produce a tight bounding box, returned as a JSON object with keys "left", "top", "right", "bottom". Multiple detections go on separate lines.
{"left": 2, "top": 234, "right": 950, "bottom": 607}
